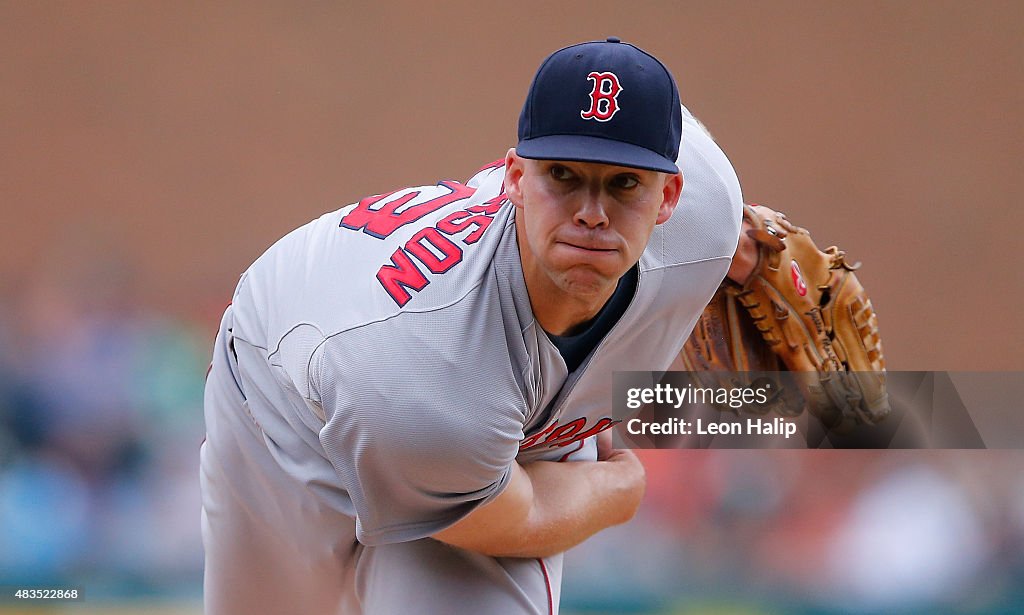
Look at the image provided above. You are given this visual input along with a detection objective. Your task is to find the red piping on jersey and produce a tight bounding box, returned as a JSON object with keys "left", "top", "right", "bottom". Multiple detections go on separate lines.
{"left": 538, "top": 558, "right": 553, "bottom": 615}
{"left": 474, "top": 158, "right": 505, "bottom": 174}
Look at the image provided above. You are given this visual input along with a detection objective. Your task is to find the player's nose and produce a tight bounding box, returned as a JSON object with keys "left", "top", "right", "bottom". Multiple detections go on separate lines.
{"left": 573, "top": 192, "right": 610, "bottom": 229}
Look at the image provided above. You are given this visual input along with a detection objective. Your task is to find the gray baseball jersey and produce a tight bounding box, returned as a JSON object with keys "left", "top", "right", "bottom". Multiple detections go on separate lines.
{"left": 200, "top": 104, "right": 743, "bottom": 614}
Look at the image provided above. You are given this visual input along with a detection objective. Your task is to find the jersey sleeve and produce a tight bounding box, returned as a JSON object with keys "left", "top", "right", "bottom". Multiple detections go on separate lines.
{"left": 311, "top": 333, "right": 525, "bottom": 546}
{"left": 658, "top": 105, "right": 744, "bottom": 267}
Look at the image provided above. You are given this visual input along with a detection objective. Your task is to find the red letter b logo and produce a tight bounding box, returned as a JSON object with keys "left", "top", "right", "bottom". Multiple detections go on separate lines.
{"left": 580, "top": 71, "right": 623, "bottom": 122}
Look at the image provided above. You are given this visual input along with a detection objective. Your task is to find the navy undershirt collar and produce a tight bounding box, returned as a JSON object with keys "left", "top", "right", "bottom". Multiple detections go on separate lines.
{"left": 546, "top": 264, "right": 639, "bottom": 373}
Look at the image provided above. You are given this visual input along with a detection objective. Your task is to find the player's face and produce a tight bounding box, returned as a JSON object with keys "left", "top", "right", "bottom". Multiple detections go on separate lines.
{"left": 505, "top": 149, "right": 682, "bottom": 305}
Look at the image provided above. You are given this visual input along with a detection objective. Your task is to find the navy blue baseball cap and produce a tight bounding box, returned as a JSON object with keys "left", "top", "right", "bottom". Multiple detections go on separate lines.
{"left": 517, "top": 37, "right": 682, "bottom": 174}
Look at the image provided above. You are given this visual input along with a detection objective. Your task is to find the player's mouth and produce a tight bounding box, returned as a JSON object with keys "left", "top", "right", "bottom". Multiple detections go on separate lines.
{"left": 556, "top": 241, "right": 618, "bottom": 257}
{"left": 556, "top": 237, "right": 618, "bottom": 252}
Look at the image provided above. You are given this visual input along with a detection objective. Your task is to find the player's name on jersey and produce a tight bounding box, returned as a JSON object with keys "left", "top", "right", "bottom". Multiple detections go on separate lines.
{"left": 625, "top": 416, "right": 798, "bottom": 439}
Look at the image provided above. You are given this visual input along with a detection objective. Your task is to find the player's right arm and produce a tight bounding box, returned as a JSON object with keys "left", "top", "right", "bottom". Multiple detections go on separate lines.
{"left": 431, "top": 433, "right": 645, "bottom": 559}
{"left": 310, "top": 330, "right": 644, "bottom": 557}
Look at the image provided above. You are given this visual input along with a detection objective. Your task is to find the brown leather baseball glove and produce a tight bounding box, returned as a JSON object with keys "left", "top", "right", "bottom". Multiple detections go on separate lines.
{"left": 680, "top": 204, "right": 889, "bottom": 429}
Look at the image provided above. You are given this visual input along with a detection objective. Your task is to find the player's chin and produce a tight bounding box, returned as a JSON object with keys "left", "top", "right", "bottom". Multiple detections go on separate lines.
{"left": 552, "top": 264, "right": 621, "bottom": 298}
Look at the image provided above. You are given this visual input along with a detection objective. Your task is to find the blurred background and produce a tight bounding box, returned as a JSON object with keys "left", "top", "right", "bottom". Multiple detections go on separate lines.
{"left": 1, "top": 1, "right": 1022, "bottom": 613}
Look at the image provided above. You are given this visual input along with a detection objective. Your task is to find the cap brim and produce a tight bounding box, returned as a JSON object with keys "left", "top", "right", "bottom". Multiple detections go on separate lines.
{"left": 516, "top": 134, "right": 679, "bottom": 174}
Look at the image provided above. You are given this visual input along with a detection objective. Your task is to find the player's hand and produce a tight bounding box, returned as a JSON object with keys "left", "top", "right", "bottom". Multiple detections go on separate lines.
{"left": 727, "top": 203, "right": 779, "bottom": 285}
{"left": 595, "top": 436, "right": 646, "bottom": 524}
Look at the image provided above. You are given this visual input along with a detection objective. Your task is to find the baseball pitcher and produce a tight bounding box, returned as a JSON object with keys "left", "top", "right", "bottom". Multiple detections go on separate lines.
{"left": 201, "top": 37, "right": 884, "bottom": 615}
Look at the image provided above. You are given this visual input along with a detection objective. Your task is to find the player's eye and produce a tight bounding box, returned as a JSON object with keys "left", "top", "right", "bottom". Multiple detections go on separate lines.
{"left": 611, "top": 174, "right": 640, "bottom": 190}
{"left": 549, "top": 165, "right": 575, "bottom": 182}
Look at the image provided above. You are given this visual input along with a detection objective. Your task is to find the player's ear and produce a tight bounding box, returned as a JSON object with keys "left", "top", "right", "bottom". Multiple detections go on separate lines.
{"left": 504, "top": 148, "right": 526, "bottom": 209}
{"left": 655, "top": 171, "right": 683, "bottom": 225}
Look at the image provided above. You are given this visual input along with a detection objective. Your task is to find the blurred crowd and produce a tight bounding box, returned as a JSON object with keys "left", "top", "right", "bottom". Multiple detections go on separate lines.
{"left": 1, "top": 255, "right": 1023, "bottom": 612}
{"left": 0, "top": 254, "right": 209, "bottom": 599}
{"left": 566, "top": 449, "right": 1024, "bottom": 613}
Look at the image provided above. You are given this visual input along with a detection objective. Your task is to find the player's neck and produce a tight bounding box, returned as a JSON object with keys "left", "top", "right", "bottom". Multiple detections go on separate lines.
{"left": 530, "top": 285, "right": 613, "bottom": 336}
